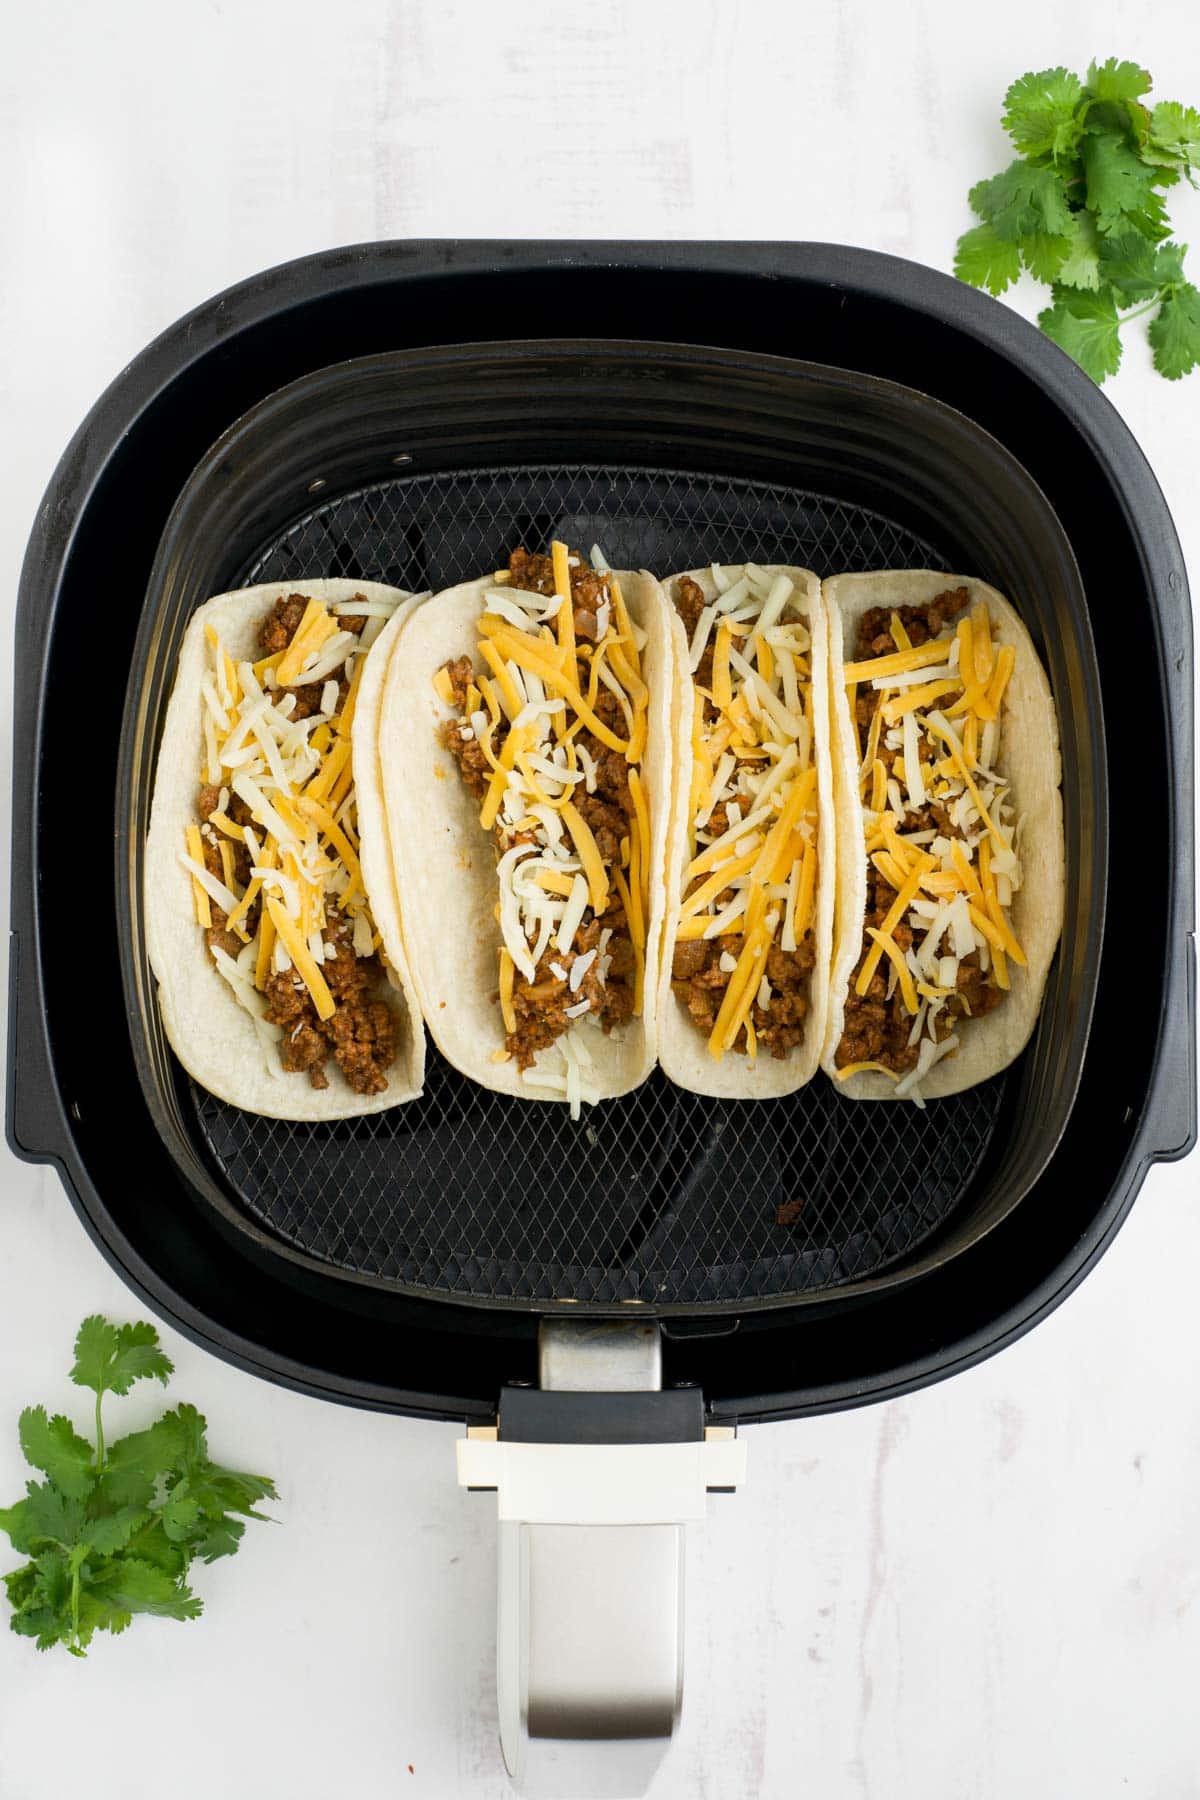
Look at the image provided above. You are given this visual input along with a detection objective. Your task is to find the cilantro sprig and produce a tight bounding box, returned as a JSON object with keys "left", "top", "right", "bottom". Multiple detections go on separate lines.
{"left": 0, "top": 1317, "right": 276, "bottom": 1656}
{"left": 955, "top": 58, "right": 1200, "bottom": 382}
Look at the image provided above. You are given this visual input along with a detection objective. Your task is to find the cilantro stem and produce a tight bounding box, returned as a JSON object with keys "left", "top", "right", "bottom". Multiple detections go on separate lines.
{"left": 1117, "top": 296, "right": 1165, "bottom": 325}
{"left": 70, "top": 1556, "right": 81, "bottom": 1652}
{"left": 94, "top": 1389, "right": 105, "bottom": 1473}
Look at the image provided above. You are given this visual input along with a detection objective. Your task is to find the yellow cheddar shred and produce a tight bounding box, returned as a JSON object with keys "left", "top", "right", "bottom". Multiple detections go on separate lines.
{"left": 560, "top": 800, "right": 610, "bottom": 915}
{"left": 628, "top": 767, "right": 651, "bottom": 911}
{"left": 185, "top": 825, "right": 211, "bottom": 927}
{"left": 711, "top": 923, "right": 770, "bottom": 1058}
{"left": 535, "top": 868, "right": 576, "bottom": 897}
{"left": 254, "top": 904, "right": 277, "bottom": 991}
{"left": 889, "top": 611, "right": 912, "bottom": 653}
{"left": 612, "top": 864, "right": 645, "bottom": 1016}
{"left": 477, "top": 640, "right": 525, "bottom": 721}
{"left": 854, "top": 860, "right": 930, "bottom": 996}
{"left": 305, "top": 737, "right": 351, "bottom": 805}
{"left": 499, "top": 949, "right": 517, "bottom": 1035}
{"left": 971, "top": 601, "right": 994, "bottom": 682}
{"left": 712, "top": 623, "right": 734, "bottom": 712}
{"left": 985, "top": 643, "right": 1015, "bottom": 715}
{"left": 791, "top": 840, "right": 817, "bottom": 940}
{"left": 551, "top": 540, "right": 576, "bottom": 694}
{"left": 843, "top": 641, "right": 952, "bottom": 683}
{"left": 834, "top": 1060, "right": 901, "bottom": 1082}
{"left": 680, "top": 845, "right": 761, "bottom": 919}
{"left": 335, "top": 652, "right": 367, "bottom": 741}
{"left": 275, "top": 599, "right": 337, "bottom": 687}
{"left": 956, "top": 615, "right": 976, "bottom": 689}
{"left": 866, "top": 927, "right": 919, "bottom": 1014}
{"left": 609, "top": 576, "right": 641, "bottom": 680}
{"left": 882, "top": 679, "right": 960, "bottom": 725}
{"left": 264, "top": 897, "right": 336, "bottom": 1021}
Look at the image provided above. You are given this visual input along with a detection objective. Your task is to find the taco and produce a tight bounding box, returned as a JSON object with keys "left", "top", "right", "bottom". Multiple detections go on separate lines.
{"left": 821, "top": 571, "right": 1064, "bottom": 1103}
{"left": 145, "top": 579, "right": 426, "bottom": 1119}
{"left": 374, "top": 544, "right": 671, "bottom": 1115}
{"left": 655, "top": 564, "right": 835, "bottom": 1097}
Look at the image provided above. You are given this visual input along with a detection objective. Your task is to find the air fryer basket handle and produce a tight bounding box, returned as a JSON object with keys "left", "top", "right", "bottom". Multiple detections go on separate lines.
{"left": 457, "top": 1322, "right": 745, "bottom": 1789}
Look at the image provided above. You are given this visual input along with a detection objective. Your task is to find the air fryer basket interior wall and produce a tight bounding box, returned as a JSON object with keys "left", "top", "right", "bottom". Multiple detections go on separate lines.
{"left": 9, "top": 243, "right": 1195, "bottom": 1423}
{"left": 119, "top": 342, "right": 1103, "bottom": 1320}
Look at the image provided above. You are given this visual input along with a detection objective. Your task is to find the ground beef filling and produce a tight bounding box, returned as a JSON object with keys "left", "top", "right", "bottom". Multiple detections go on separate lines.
{"left": 671, "top": 938, "right": 815, "bottom": 1058}
{"left": 195, "top": 592, "right": 396, "bottom": 1095}
{"left": 262, "top": 912, "right": 395, "bottom": 1096}
{"left": 668, "top": 578, "right": 815, "bottom": 1060}
{"left": 834, "top": 586, "right": 1004, "bottom": 1075}
{"left": 438, "top": 548, "right": 638, "bottom": 1069}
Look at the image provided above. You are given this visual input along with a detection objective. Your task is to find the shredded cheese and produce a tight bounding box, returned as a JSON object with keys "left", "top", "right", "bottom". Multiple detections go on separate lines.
{"left": 837, "top": 589, "right": 1030, "bottom": 1097}
{"left": 668, "top": 564, "right": 824, "bottom": 1060}
{"left": 184, "top": 592, "right": 409, "bottom": 1072}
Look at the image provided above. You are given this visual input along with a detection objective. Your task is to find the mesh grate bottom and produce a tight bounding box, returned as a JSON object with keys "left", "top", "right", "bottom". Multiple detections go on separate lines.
{"left": 189, "top": 464, "right": 1004, "bottom": 1309}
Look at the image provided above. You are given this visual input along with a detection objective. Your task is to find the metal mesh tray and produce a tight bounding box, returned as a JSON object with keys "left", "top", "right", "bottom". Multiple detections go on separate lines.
{"left": 186, "top": 462, "right": 1005, "bottom": 1306}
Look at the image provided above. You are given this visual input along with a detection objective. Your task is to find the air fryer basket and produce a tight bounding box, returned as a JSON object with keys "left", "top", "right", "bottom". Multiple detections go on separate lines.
{"left": 120, "top": 343, "right": 1102, "bottom": 1316}
{"left": 10, "top": 244, "right": 1194, "bottom": 1421}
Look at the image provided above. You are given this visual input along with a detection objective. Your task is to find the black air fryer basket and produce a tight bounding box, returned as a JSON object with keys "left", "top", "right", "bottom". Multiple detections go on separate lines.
{"left": 9, "top": 243, "right": 1196, "bottom": 1421}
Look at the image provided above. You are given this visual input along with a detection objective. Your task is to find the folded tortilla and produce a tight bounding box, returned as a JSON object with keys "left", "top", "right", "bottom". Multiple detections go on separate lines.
{"left": 373, "top": 568, "right": 673, "bottom": 1103}
{"left": 821, "top": 571, "right": 1064, "bottom": 1100}
{"left": 655, "top": 566, "right": 835, "bottom": 1098}
{"left": 145, "top": 579, "right": 426, "bottom": 1119}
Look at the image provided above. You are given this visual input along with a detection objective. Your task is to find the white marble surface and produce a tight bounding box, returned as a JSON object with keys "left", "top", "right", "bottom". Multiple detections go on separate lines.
{"left": 2, "top": 2, "right": 1199, "bottom": 1795}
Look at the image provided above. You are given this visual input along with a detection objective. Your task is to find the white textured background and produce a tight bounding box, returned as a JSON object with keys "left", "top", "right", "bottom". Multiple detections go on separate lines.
{"left": 2, "top": 3, "right": 1198, "bottom": 1797}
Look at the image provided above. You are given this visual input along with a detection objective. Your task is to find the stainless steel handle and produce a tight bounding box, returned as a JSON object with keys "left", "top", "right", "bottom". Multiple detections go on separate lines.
{"left": 457, "top": 1322, "right": 746, "bottom": 1792}
{"left": 496, "top": 1519, "right": 684, "bottom": 1792}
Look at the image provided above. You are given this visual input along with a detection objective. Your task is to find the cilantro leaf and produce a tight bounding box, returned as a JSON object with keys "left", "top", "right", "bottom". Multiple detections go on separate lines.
{"left": 1149, "top": 101, "right": 1200, "bottom": 157}
{"left": 1152, "top": 241, "right": 1188, "bottom": 287}
{"left": 76, "top": 1588, "right": 132, "bottom": 1644}
{"left": 9, "top": 1549, "right": 74, "bottom": 1651}
{"left": 1098, "top": 229, "right": 1163, "bottom": 300}
{"left": 164, "top": 1401, "right": 208, "bottom": 1469}
{"left": 71, "top": 1316, "right": 174, "bottom": 1398}
{"left": 0, "top": 1499, "right": 32, "bottom": 1553}
{"left": 1002, "top": 67, "right": 1085, "bottom": 160}
{"left": 1021, "top": 232, "right": 1073, "bottom": 283}
{"left": 18, "top": 1408, "right": 95, "bottom": 1500}
{"left": 1147, "top": 102, "right": 1200, "bottom": 180}
{"left": 1038, "top": 286, "right": 1123, "bottom": 382}
{"left": 105, "top": 1409, "right": 192, "bottom": 1488}
{"left": 191, "top": 1517, "right": 246, "bottom": 1563}
{"left": 1149, "top": 283, "right": 1200, "bottom": 378}
{"left": 205, "top": 1466, "right": 278, "bottom": 1514}
{"left": 22, "top": 1479, "right": 89, "bottom": 1548}
{"left": 161, "top": 1487, "right": 204, "bottom": 1544}
{"left": 4, "top": 1558, "right": 40, "bottom": 1615}
{"left": 954, "top": 221, "right": 1021, "bottom": 294}
{"left": 96, "top": 1557, "right": 203, "bottom": 1622}
{"left": 125, "top": 1518, "right": 189, "bottom": 1577}
{"left": 82, "top": 1505, "right": 151, "bottom": 1557}
{"left": 1087, "top": 58, "right": 1152, "bottom": 104}
{"left": 1082, "top": 130, "right": 1170, "bottom": 235}
{"left": 156, "top": 1405, "right": 277, "bottom": 1558}
{"left": 970, "top": 159, "right": 1073, "bottom": 239}
{"left": 1056, "top": 210, "right": 1102, "bottom": 290}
